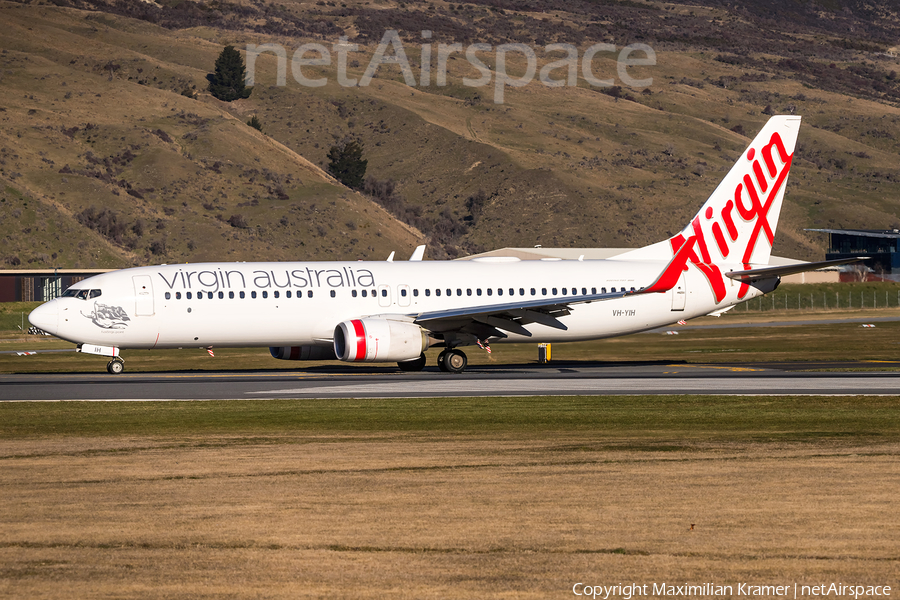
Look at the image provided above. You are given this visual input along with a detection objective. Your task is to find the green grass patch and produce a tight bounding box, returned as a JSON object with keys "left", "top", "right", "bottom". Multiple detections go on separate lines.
{"left": 0, "top": 303, "right": 41, "bottom": 333}
{"left": 2, "top": 395, "right": 899, "bottom": 441}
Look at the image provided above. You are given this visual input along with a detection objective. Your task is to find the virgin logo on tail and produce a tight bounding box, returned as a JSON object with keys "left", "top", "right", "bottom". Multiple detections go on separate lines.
{"left": 734, "top": 132, "right": 793, "bottom": 264}
{"left": 667, "top": 130, "right": 794, "bottom": 303}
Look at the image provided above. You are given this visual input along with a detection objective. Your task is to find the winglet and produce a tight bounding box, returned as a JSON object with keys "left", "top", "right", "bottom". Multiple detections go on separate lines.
{"left": 409, "top": 245, "right": 426, "bottom": 261}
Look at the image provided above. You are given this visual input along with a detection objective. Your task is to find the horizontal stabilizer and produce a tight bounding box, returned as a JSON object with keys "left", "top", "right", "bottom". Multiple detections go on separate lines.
{"left": 725, "top": 257, "right": 866, "bottom": 282}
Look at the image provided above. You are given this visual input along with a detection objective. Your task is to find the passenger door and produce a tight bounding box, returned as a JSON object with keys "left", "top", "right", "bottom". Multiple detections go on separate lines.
{"left": 133, "top": 275, "right": 154, "bottom": 316}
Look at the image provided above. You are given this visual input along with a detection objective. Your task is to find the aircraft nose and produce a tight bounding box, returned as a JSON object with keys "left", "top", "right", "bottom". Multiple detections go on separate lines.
{"left": 29, "top": 301, "right": 58, "bottom": 335}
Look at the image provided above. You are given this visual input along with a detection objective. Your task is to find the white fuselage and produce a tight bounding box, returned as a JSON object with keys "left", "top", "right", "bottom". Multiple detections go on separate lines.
{"left": 27, "top": 116, "right": 803, "bottom": 374}
{"left": 34, "top": 257, "right": 769, "bottom": 350}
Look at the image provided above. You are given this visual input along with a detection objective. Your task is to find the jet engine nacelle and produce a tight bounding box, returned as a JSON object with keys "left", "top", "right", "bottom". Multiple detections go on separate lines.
{"left": 334, "top": 318, "right": 429, "bottom": 362}
{"left": 269, "top": 345, "right": 337, "bottom": 360}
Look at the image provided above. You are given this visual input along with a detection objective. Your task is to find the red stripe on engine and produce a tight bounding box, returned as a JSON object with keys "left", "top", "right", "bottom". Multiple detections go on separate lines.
{"left": 290, "top": 346, "right": 300, "bottom": 360}
{"left": 351, "top": 319, "right": 366, "bottom": 361}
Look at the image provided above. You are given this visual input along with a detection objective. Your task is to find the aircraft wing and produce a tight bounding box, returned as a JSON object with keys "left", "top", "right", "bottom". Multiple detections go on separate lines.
{"left": 725, "top": 257, "right": 866, "bottom": 283}
{"left": 412, "top": 292, "right": 623, "bottom": 338}
{"left": 411, "top": 242, "right": 695, "bottom": 339}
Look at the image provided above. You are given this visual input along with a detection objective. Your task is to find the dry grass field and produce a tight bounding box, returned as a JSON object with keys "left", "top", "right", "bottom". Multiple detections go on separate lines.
{"left": 1, "top": 397, "right": 899, "bottom": 598}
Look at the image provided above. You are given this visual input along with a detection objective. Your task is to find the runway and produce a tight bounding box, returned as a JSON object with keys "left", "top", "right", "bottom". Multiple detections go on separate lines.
{"left": 3, "top": 361, "right": 900, "bottom": 400}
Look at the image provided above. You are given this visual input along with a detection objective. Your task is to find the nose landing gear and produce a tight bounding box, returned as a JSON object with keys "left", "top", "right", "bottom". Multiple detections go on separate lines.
{"left": 77, "top": 344, "right": 124, "bottom": 374}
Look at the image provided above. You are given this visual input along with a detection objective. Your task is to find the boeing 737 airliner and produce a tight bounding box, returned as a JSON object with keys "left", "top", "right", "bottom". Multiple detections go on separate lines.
{"left": 29, "top": 116, "right": 857, "bottom": 373}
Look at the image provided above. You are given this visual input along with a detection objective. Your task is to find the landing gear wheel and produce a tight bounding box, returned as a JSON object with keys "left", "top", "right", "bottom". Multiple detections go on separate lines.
{"left": 437, "top": 350, "right": 449, "bottom": 372}
{"left": 442, "top": 349, "right": 467, "bottom": 374}
{"left": 106, "top": 358, "right": 124, "bottom": 375}
{"left": 398, "top": 353, "right": 427, "bottom": 372}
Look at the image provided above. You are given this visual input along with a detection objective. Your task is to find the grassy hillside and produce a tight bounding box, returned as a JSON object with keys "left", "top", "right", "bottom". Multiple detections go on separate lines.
{"left": 0, "top": 3, "right": 421, "bottom": 267}
{"left": 2, "top": 0, "right": 900, "bottom": 267}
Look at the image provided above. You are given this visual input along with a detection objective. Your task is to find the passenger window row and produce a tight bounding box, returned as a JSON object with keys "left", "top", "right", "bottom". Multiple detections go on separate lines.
{"left": 165, "top": 290, "right": 316, "bottom": 300}
{"left": 412, "top": 286, "right": 605, "bottom": 298}
{"left": 164, "top": 285, "right": 636, "bottom": 302}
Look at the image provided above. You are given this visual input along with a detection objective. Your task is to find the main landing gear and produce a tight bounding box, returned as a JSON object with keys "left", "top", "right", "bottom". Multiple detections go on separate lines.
{"left": 397, "top": 353, "right": 427, "bottom": 372}
{"left": 106, "top": 357, "right": 125, "bottom": 374}
{"left": 396, "top": 350, "right": 468, "bottom": 373}
{"left": 437, "top": 349, "right": 467, "bottom": 374}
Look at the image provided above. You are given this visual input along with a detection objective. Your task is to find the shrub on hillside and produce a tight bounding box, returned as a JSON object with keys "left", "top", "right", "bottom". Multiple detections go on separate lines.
{"left": 362, "top": 177, "right": 425, "bottom": 232}
{"left": 327, "top": 140, "right": 367, "bottom": 189}
{"left": 149, "top": 239, "right": 166, "bottom": 255}
{"left": 152, "top": 129, "right": 173, "bottom": 143}
{"left": 76, "top": 206, "right": 126, "bottom": 244}
{"left": 465, "top": 190, "right": 488, "bottom": 225}
{"left": 227, "top": 214, "right": 249, "bottom": 228}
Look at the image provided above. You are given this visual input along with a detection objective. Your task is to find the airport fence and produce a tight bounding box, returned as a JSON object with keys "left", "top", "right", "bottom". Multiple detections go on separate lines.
{"left": 741, "top": 285, "right": 900, "bottom": 313}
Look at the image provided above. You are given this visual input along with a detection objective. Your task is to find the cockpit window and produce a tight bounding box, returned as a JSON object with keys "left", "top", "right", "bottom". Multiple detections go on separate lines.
{"left": 61, "top": 288, "right": 101, "bottom": 300}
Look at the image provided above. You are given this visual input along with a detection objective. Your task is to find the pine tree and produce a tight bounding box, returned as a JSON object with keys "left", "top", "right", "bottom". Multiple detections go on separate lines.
{"left": 247, "top": 115, "right": 263, "bottom": 132}
{"left": 208, "top": 46, "right": 252, "bottom": 102}
{"left": 327, "top": 140, "right": 368, "bottom": 189}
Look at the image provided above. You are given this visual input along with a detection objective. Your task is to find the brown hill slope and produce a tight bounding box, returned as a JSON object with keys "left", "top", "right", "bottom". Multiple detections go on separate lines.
{"left": 2, "top": 0, "right": 900, "bottom": 267}
{"left": 0, "top": 4, "right": 420, "bottom": 268}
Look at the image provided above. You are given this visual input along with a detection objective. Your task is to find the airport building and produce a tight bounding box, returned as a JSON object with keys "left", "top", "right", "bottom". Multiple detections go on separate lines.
{"left": 806, "top": 228, "right": 900, "bottom": 279}
{"left": 0, "top": 269, "right": 111, "bottom": 302}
